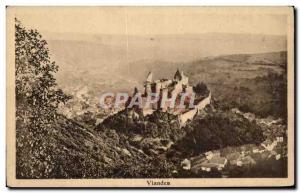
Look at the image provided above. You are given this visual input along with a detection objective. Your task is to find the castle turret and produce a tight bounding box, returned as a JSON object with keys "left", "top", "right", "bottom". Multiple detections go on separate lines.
{"left": 133, "top": 87, "right": 139, "bottom": 95}
{"left": 180, "top": 71, "right": 189, "bottom": 85}
{"left": 174, "top": 69, "right": 188, "bottom": 85}
{"left": 144, "top": 72, "right": 153, "bottom": 96}
{"left": 174, "top": 69, "right": 182, "bottom": 81}
{"left": 146, "top": 71, "right": 153, "bottom": 82}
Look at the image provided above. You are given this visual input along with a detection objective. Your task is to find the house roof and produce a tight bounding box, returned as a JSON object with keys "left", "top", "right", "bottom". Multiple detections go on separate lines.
{"left": 226, "top": 152, "right": 241, "bottom": 161}
{"left": 209, "top": 157, "right": 227, "bottom": 165}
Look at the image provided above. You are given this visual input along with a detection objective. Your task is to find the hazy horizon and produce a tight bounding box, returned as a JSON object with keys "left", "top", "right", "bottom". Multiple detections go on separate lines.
{"left": 13, "top": 7, "right": 288, "bottom": 36}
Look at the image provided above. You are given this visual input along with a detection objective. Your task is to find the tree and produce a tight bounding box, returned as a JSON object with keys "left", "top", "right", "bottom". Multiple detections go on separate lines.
{"left": 193, "top": 82, "right": 209, "bottom": 96}
{"left": 15, "top": 18, "right": 71, "bottom": 178}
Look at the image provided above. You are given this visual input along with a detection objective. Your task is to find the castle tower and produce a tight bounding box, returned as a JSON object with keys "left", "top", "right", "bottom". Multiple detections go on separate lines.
{"left": 180, "top": 71, "right": 189, "bottom": 85}
{"left": 133, "top": 87, "right": 139, "bottom": 95}
{"left": 174, "top": 69, "right": 182, "bottom": 81}
{"left": 144, "top": 72, "right": 153, "bottom": 96}
{"left": 146, "top": 71, "right": 153, "bottom": 82}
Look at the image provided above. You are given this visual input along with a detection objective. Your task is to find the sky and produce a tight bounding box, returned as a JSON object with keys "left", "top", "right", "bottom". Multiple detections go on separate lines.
{"left": 9, "top": 6, "right": 289, "bottom": 36}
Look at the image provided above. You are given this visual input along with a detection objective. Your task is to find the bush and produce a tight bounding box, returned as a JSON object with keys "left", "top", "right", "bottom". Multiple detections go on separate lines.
{"left": 193, "top": 82, "right": 209, "bottom": 96}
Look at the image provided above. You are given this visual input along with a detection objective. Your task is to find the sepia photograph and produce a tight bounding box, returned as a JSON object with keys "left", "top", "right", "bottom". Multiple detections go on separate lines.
{"left": 6, "top": 6, "right": 294, "bottom": 187}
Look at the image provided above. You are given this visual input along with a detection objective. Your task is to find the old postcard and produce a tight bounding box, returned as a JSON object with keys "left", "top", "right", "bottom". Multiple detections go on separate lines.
{"left": 6, "top": 6, "right": 294, "bottom": 187}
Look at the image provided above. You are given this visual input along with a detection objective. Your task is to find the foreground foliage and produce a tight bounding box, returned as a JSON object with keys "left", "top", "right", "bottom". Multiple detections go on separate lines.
{"left": 15, "top": 19, "right": 70, "bottom": 178}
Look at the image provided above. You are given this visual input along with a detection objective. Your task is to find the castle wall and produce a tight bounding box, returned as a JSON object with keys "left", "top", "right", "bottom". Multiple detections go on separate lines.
{"left": 160, "top": 80, "right": 172, "bottom": 89}
{"left": 144, "top": 83, "right": 152, "bottom": 96}
{"left": 178, "top": 108, "right": 198, "bottom": 127}
{"left": 178, "top": 91, "right": 211, "bottom": 127}
{"left": 143, "top": 109, "right": 155, "bottom": 116}
{"left": 195, "top": 91, "right": 211, "bottom": 111}
{"left": 185, "top": 86, "right": 194, "bottom": 94}
{"left": 155, "top": 82, "right": 161, "bottom": 93}
{"left": 171, "top": 82, "right": 183, "bottom": 97}
{"left": 181, "top": 76, "right": 189, "bottom": 85}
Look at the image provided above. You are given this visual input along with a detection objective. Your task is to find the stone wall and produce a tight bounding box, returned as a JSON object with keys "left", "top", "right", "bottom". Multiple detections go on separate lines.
{"left": 171, "top": 82, "right": 183, "bottom": 97}
{"left": 195, "top": 91, "right": 211, "bottom": 111}
{"left": 178, "top": 91, "right": 211, "bottom": 127}
{"left": 178, "top": 108, "right": 198, "bottom": 127}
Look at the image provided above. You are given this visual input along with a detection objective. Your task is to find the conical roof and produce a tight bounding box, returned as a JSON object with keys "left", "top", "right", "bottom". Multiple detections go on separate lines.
{"left": 146, "top": 71, "right": 153, "bottom": 82}
{"left": 174, "top": 69, "right": 182, "bottom": 80}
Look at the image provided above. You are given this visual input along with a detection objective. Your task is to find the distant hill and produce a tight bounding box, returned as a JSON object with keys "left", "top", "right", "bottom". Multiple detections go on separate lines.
{"left": 46, "top": 33, "right": 286, "bottom": 91}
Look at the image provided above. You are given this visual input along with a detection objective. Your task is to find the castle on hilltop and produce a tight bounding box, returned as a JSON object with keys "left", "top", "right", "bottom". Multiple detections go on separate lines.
{"left": 144, "top": 70, "right": 192, "bottom": 99}
{"left": 128, "top": 70, "right": 211, "bottom": 126}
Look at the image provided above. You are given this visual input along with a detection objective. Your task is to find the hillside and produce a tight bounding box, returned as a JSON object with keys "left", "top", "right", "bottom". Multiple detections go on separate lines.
{"left": 46, "top": 104, "right": 287, "bottom": 178}
{"left": 184, "top": 51, "right": 287, "bottom": 119}
{"left": 27, "top": 115, "right": 176, "bottom": 178}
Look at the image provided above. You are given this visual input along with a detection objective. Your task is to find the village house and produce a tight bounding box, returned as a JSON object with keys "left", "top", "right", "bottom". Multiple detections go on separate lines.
{"left": 196, "top": 156, "right": 227, "bottom": 171}
{"left": 252, "top": 146, "right": 265, "bottom": 153}
{"left": 261, "top": 139, "right": 278, "bottom": 151}
{"left": 181, "top": 159, "right": 191, "bottom": 170}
